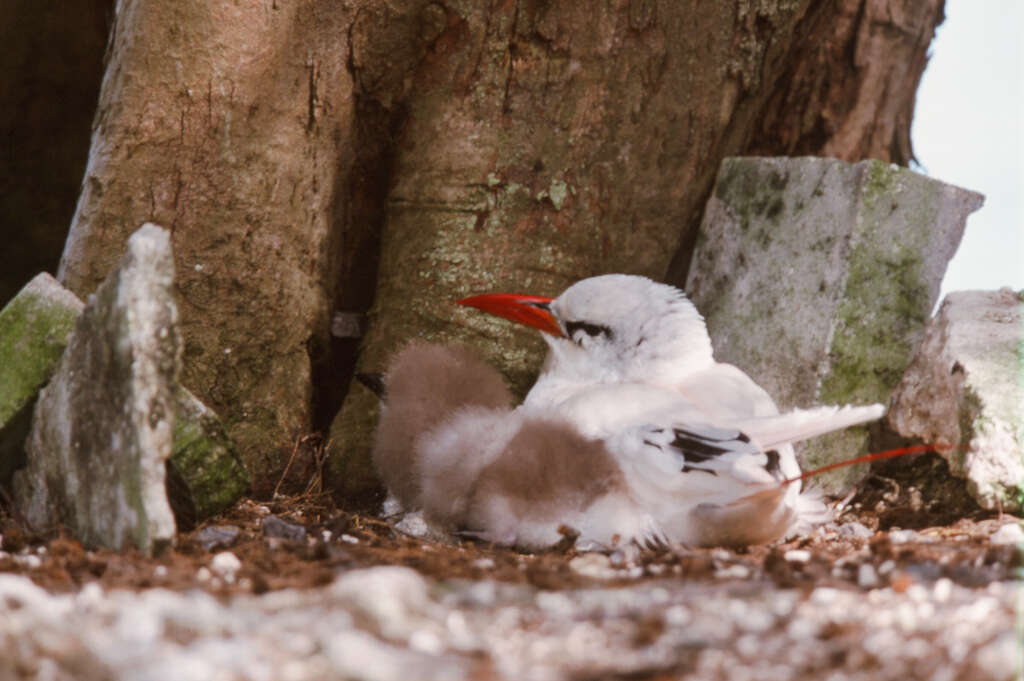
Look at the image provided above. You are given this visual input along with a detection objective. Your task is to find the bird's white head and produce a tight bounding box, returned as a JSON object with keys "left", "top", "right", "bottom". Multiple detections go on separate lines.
{"left": 459, "top": 274, "right": 715, "bottom": 389}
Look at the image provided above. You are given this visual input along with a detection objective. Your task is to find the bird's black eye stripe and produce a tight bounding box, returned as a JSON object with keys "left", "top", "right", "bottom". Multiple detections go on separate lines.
{"left": 682, "top": 465, "right": 718, "bottom": 476}
{"left": 565, "top": 321, "right": 613, "bottom": 340}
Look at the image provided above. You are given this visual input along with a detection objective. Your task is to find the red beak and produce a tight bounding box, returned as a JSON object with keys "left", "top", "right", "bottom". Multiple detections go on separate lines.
{"left": 457, "top": 293, "right": 565, "bottom": 337}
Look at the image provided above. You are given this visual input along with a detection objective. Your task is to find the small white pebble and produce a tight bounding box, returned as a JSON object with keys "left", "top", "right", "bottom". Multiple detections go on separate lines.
{"left": 714, "top": 564, "right": 750, "bottom": 580}
{"left": 787, "top": 616, "right": 821, "bottom": 640}
{"left": 340, "top": 534, "right": 359, "bottom": 544}
{"left": 878, "top": 559, "right": 896, "bottom": 575}
{"left": 836, "top": 521, "right": 874, "bottom": 538}
{"left": 569, "top": 553, "right": 616, "bottom": 579}
{"left": 974, "top": 632, "right": 1016, "bottom": 681}
{"left": 472, "top": 558, "right": 496, "bottom": 570}
{"left": 811, "top": 587, "right": 840, "bottom": 604}
{"left": 933, "top": 577, "right": 953, "bottom": 603}
{"left": 255, "top": 505, "right": 271, "bottom": 516}
{"left": 409, "top": 629, "right": 444, "bottom": 655}
{"left": 665, "top": 605, "right": 691, "bottom": 626}
{"left": 77, "top": 581, "right": 104, "bottom": 606}
{"left": 784, "top": 549, "right": 811, "bottom": 563}
{"left": 153, "top": 565, "right": 168, "bottom": 578}
{"left": 13, "top": 554, "right": 42, "bottom": 569}
{"left": 857, "top": 563, "right": 880, "bottom": 589}
{"left": 320, "top": 530, "right": 333, "bottom": 542}
{"left": 990, "top": 522, "right": 1024, "bottom": 545}
{"left": 210, "top": 551, "right": 242, "bottom": 581}
{"left": 906, "top": 584, "right": 929, "bottom": 602}
{"left": 736, "top": 633, "right": 760, "bottom": 659}
{"left": 889, "top": 529, "right": 918, "bottom": 544}
{"left": 394, "top": 512, "right": 430, "bottom": 537}
{"left": 196, "top": 567, "right": 212, "bottom": 582}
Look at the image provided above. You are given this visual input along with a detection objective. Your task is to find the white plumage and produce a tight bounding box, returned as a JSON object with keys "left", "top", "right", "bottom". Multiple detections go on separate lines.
{"left": 371, "top": 274, "right": 884, "bottom": 550}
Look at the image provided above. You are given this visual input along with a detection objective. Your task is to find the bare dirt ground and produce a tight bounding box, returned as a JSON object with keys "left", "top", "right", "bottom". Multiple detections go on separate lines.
{"left": 0, "top": 456, "right": 1019, "bottom": 598}
{"left": 1, "top": 455, "right": 1021, "bottom": 681}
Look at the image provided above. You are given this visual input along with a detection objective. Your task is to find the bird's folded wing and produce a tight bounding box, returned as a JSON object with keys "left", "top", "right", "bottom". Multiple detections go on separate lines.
{"left": 612, "top": 422, "right": 779, "bottom": 499}
{"left": 733, "top": 404, "right": 886, "bottom": 450}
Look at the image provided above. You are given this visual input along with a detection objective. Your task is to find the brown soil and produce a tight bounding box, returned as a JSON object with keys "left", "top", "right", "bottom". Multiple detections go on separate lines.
{"left": 1, "top": 457, "right": 1019, "bottom": 597}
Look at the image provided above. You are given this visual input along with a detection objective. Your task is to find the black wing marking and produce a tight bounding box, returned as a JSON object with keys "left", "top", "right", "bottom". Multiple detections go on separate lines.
{"left": 640, "top": 423, "right": 781, "bottom": 480}
{"left": 764, "top": 449, "right": 783, "bottom": 480}
{"left": 670, "top": 425, "right": 751, "bottom": 465}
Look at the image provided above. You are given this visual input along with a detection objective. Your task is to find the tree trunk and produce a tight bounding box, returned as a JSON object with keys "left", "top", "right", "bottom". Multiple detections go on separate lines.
{"left": 7, "top": 0, "right": 943, "bottom": 502}
{"left": 328, "top": 0, "right": 944, "bottom": 505}
{"left": 57, "top": 0, "right": 359, "bottom": 495}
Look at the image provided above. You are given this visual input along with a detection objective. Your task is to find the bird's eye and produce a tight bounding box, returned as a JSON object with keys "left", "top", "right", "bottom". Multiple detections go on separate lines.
{"left": 565, "top": 321, "right": 612, "bottom": 345}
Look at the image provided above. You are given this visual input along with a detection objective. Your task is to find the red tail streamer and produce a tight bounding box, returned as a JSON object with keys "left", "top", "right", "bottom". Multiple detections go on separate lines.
{"left": 782, "top": 443, "right": 951, "bottom": 486}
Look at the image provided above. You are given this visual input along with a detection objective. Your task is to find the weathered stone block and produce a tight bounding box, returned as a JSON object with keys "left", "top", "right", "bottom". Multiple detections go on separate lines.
{"left": 686, "top": 157, "right": 983, "bottom": 493}
{"left": 1, "top": 271, "right": 249, "bottom": 529}
{"left": 15, "top": 224, "right": 180, "bottom": 554}
{"left": 888, "top": 289, "right": 1024, "bottom": 511}
{"left": 0, "top": 274, "right": 83, "bottom": 486}
{"left": 168, "top": 388, "right": 250, "bottom": 526}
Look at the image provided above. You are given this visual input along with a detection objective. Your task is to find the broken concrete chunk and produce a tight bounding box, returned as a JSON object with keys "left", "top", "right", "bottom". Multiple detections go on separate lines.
{"left": 168, "top": 388, "right": 251, "bottom": 527}
{"left": 0, "top": 273, "right": 83, "bottom": 486}
{"left": 888, "top": 289, "right": 1024, "bottom": 512}
{"left": 686, "top": 157, "right": 983, "bottom": 493}
{"left": 14, "top": 224, "right": 179, "bottom": 554}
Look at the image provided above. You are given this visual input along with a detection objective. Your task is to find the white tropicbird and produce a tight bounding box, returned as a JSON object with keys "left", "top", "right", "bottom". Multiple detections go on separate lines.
{"left": 371, "top": 274, "right": 885, "bottom": 550}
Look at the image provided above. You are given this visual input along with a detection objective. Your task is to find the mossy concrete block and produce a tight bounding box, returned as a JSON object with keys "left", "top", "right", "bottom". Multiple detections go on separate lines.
{"left": 888, "top": 289, "right": 1024, "bottom": 511}
{"left": 168, "top": 388, "right": 251, "bottom": 526}
{"left": 686, "top": 157, "right": 983, "bottom": 494}
{"left": 0, "top": 274, "right": 84, "bottom": 486}
{"left": 14, "top": 224, "right": 179, "bottom": 555}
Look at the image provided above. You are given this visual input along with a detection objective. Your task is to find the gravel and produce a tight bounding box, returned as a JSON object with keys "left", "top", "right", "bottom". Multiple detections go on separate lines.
{"left": 0, "top": 565, "right": 1019, "bottom": 681}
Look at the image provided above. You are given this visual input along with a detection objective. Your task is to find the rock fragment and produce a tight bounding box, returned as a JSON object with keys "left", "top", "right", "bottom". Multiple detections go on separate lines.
{"left": 990, "top": 522, "right": 1024, "bottom": 546}
{"left": 888, "top": 289, "right": 1024, "bottom": 511}
{"left": 0, "top": 273, "right": 83, "bottom": 486}
{"left": 1, "top": 263, "right": 248, "bottom": 531}
{"left": 14, "top": 224, "right": 179, "bottom": 554}
{"left": 687, "top": 157, "right": 983, "bottom": 493}
{"left": 192, "top": 524, "right": 242, "bottom": 552}
{"left": 167, "top": 388, "right": 250, "bottom": 527}
{"left": 261, "top": 515, "right": 307, "bottom": 542}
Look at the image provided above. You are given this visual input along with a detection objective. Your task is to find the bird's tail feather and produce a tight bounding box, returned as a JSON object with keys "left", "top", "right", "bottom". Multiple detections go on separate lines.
{"left": 736, "top": 403, "right": 885, "bottom": 449}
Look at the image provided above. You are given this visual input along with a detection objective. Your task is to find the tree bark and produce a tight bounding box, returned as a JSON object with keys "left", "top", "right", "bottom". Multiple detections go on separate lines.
{"left": 7, "top": 0, "right": 944, "bottom": 503}
{"left": 57, "top": 0, "right": 358, "bottom": 494}
{"left": 328, "top": 0, "right": 945, "bottom": 505}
